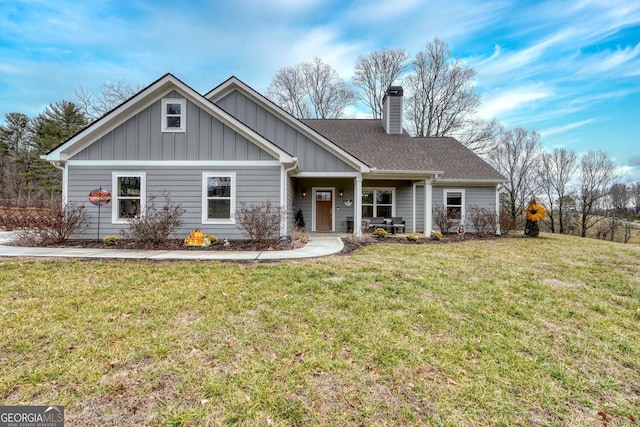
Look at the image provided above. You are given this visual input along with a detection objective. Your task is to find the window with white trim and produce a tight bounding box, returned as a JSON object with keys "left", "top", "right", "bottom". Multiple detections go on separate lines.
{"left": 202, "top": 172, "right": 236, "bottom": 224}
{"left": 162, "top": 99, "right": 186, "bottom": 132}
{"left": 112, "top": 172, "right": 146, "bottom": 223}
{"left": 444, "top": 189, "right": 465, "bottom": 221}
{"left": 362, "top": 188, "right": 394, "bottom": 217}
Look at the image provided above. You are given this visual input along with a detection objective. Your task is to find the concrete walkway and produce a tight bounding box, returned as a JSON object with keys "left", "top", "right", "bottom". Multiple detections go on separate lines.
{"left": 0, "top": 231, "right": 344, "bottom": 261}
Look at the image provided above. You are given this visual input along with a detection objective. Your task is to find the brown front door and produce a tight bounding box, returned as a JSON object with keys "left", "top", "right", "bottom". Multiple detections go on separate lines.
{"left": 315, "top": 190, "right": 332, "bottom": 231}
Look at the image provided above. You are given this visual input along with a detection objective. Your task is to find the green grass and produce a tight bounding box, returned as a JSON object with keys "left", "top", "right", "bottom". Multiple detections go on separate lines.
{"left": 1, "top": 233, "right": 639, "bottom": 426}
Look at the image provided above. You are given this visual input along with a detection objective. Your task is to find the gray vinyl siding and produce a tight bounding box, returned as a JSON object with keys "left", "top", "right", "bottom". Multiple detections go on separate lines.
{"left": 67, "top": 165, "right": 281, "bottom": 239}
{"left": 216, "top": 90, "right": 357, "bottom": 173}
{"left": 432, "top": 185, "right": 497, "bottom": 232}
{"left": 71, "top": 93, "right": 275, "bottom": 162}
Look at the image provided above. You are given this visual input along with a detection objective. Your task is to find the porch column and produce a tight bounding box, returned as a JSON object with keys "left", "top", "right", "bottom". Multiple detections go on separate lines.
{"left": 424, "top": 179, "right": 432, "bottom": 236}
{"left": 412, "top": 182, "right": 417, "bottom": 234}
{"left": 354, "top": 175, "right": 363, "bottom": 237}
{"left": 495, "top": 183, "right": 501, "bottom": 235}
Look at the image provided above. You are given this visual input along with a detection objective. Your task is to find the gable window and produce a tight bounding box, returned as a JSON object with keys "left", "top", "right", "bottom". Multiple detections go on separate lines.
{"left": 162, "top": 99, "right": 186, "bottom": 132}
{"left": 362, "top": 188, "right": 394, "bottom": 218}
{"left": 202, "top": 172, "right": 236, "bottom": 224}
{"left": 444, "top": 189, "right": 465, "bottom": 221}
{"left": 112, "top": 172, "right": 146, "bottom": 223}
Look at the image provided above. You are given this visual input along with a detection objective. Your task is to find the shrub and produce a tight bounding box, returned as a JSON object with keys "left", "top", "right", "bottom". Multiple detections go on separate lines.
{"left": 499, "top": 210, "right": 522, "bottom": 234}
{"left": 17, "top": 202, "right": 89, "bottom": 245}
{"left": 468, "top": 206, "right": 498, "bottom": 237}
{"left": 294, "top": 209, "right": 306, "bottom": 229}
{"left": 432, "top": 206, "right": 456, "bottom": 234}
{"left": 103, "top": 235, "right": 119, "bottom": 246}
{"left": 430, "top": 230, "right": 443, "bottom": 241}
{"left": 235, "top": 201, "right": 282, "bottom": 241}
{"left": 121, "top": 192, "right": 185, "bottom": 245}
{"left": 373, "top": 227, "right": 388, "bottom": 238}
{"left": 406, "top": 234, "right": 419, "bottom": 242}
{"left": 208, "top": 235, "right": 219, "bottom": 245}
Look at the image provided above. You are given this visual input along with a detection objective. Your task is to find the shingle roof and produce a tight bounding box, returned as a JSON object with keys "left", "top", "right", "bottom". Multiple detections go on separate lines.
{"left": 301, "top": 119, "right": 505, "bottom": 181}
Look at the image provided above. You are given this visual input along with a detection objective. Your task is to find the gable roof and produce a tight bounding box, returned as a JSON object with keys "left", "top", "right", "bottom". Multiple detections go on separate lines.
{"left": 45, "top": 73, "right": 295, "bottom": 164}
{"left": 302, "top": 119, "right": 505, "bottom": 182}
{"left": 206, "top": 77, "right": 370, "bottom": 173}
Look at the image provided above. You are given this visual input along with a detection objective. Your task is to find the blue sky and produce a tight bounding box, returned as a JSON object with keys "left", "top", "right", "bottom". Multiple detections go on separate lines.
{"left": 1, "top": 0, "right": 639, "bottom": 181}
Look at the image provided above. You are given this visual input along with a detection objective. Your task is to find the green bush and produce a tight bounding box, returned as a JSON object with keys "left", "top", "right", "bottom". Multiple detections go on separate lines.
{"left": 103, "top": 235, "right": 119, "bottom": 246}
{"left": 430, "top": 230, "right": 443, "bottom": 241}
{"left": 373, "top": 228, "right": 388, "bottom": 238}
{"left": 406, "top": 234, "right": 419, "bottom": 242}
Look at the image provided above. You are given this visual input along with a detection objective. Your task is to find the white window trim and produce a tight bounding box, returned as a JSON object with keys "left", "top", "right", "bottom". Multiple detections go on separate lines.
{"left": 443, "top": 188, "right": 465, "bottom": 223}
{"left": 362, "top": 187, "right": 396, "bottom": 217}
{"left": 112, "top": 172, "right": 146, "bottom": 224}
{"left": 202, "top": 172, "right": 236, "bottom": 225}
{"left": 161, "top": 98, "right": 186, "bottom": 132}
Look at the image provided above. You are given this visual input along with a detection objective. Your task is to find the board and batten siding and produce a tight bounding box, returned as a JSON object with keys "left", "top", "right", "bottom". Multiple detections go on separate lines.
{"left": 71, "top": 93, "right": 275, "bottom": 162}
{"left": 216, "top": 90, "right": 357, "bottom": 174}
{"left": 67, "top": 165, "right": 281, "bottom": 239}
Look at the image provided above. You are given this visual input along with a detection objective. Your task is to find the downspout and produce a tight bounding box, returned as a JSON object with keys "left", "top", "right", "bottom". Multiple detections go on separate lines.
{"left": 281, "top": 157, "right": 299, "bottom": 236}
{"left": 50, "top": 161, "right": 67, "bottom": 205}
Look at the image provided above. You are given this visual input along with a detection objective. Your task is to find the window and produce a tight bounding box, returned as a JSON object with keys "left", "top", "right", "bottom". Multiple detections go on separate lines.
{"left": 162, "top": 99, "right": 186, "bottom": 132}
{"left": 202, "top": 172, "right": 235, "bottom": 224}
{"left": 444, "top": 189, "right": 465, "bottom": 221}
{"left": 362, "top": 188, "right": 394, "bottom": 217}
{"left": 112, "top": 172, "right": 146, "bottom": 223}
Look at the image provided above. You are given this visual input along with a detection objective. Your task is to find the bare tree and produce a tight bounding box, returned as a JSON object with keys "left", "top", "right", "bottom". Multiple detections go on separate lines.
{"left": 451, "top": 117, "right": 502, "bottom": 156}
{"left": 488, "top": 127, "right": 543, "bottom": 223}
{"left": 577, "top": 150, "right": 618, "bottom": 238}
{"left": 265, "top": 66, "right": 310, "bottom": 118}
{"left": 75, "top": 80, "right": 142, "bottom": 122}
{"left": 404, "top": 38, "right": 478, "bottom": 137}
{"left": 267, "top": 57, "right": 355, "bottom": 119}
{"left": 631, "top": 182, "right": 640, "bottom": 214}
{"left": 609, "top": 182, "right": 629, "bottom": 215}
{"left": 403, "top": 38, "right": 498, "bottom": 154}
{"left": 353, "top": 48, "right": 410, "bottom": 119}
{"left": 540, "top": 148, "right": 578, "bottom": 233}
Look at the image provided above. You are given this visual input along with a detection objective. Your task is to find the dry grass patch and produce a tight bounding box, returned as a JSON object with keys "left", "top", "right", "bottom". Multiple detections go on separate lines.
{"left": 1, "top": 234, "right": 639, "bottom": 425}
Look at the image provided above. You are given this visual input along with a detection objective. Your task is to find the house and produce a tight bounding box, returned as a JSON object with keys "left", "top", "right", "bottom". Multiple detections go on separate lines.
{"left": 44, "top": 73, "right": 505, "bottom": 239}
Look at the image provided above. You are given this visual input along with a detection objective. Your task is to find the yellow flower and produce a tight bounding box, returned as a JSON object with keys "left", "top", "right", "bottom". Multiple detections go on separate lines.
{"left": 525, "top": 199, "right": 547, "bottom": 222}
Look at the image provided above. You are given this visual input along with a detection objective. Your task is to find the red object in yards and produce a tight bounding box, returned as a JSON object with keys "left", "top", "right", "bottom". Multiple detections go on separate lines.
{"left": 89, "top": 188, "right": 111, "bottom": 206}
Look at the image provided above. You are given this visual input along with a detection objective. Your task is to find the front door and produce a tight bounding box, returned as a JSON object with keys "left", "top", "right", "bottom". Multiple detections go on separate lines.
{"left": 315, "top": 190, "right": 333, "bottom": 231}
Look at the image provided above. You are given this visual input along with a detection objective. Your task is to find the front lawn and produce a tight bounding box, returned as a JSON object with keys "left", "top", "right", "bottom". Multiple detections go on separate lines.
{"left": 1, "top": 234, "right": 638, "bottom": 425}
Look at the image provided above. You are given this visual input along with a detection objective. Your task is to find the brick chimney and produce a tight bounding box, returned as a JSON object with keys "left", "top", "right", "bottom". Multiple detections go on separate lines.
{"left": 382, "top": 86, "right": 403, "bottom": 134}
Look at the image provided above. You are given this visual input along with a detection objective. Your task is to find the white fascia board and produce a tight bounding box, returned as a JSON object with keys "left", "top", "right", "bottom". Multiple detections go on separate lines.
{"left": 66, "top": 160, "right": 282, "bottom": 167}
{"left": 293, "top": 171, "right": 361, "bottom": 178}
{"left": 207, "top": 77, "right": 370, "bottom": 173}
{"left": 45, "top": 74, "right": 294, "bottom": 165}
{"left": 433, "top": 178, "right": 507, "bottom": 186}
{"left": 364, "top": 170, "right": 444, "bottom": 180}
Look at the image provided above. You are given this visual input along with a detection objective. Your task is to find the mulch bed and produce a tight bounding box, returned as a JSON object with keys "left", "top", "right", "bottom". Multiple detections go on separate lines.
{"left": 5, "top": 231, "right": 512, "bottom": 256}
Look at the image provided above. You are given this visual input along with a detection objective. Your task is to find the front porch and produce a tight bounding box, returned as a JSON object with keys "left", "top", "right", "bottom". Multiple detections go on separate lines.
{"left": 290, "top": 176, "right": 435, "bottom": 237}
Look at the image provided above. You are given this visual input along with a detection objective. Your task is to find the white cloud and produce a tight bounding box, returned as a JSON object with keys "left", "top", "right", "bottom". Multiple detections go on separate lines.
{"left": 540, "top": 119, "right": 596, "bottom": 138}
{"left": 480, "top": 84, "right": 553, "bottom": 118}
{"left": 575, "top": 43, "right": 640, "bottom": 77}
